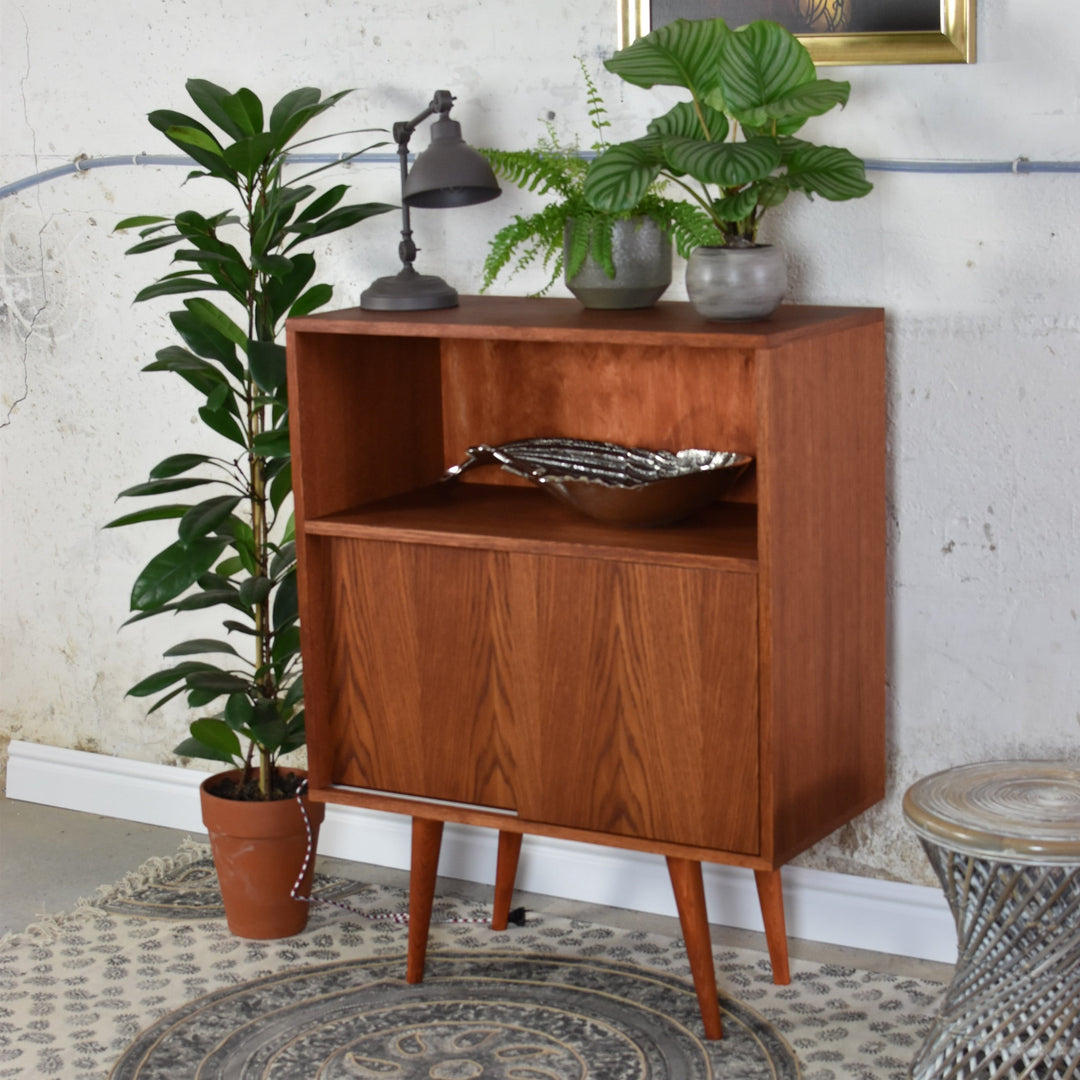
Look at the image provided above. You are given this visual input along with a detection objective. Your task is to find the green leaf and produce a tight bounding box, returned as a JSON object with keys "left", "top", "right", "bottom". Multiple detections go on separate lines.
{"left": 713, "top": 20, "right": 816, "bottom": 115}
{"left": 224, "top": 619, "right": 258, "bottom": 635}
{"left": 224, "top": 87, "right": 264, "bottom": 137}
{"left": 252, "top": 429, "right": 291, "bottom": 458}
{"left": 174, "top": 735, "right": 240, "bottom": 766}
{"left": 147, "top": 685, "right": 187, "bottom": 715}
{"left": 269, "top": 541, "right": 296, "bottom": 581}
{"left": 273, "top": 571, "right": 298, "bottom": 629}
{"left": 263, "top": 252, "right": 315, "bottom": 324}
{"left": 148, "top": 109, "right": 238, "bottom": 185}
{"left": 184, "top": 718, "right": 243, "bottom": 761}
{"left": 288, "top": 283, "right": 332, "bottom": 319}
{"left": 584, "top": 137, "right": 664, "bottom": 213}
{"left": 252, "top": 253, "right": 294, "bottom": 277}
{"left": 143, "top": 346, "right": 230, "bottom": 397}
{"left": 130, "top": 537, "right": 229, "bottom": 610}
{"left": 166, "top": 124, "right": 226, "bottom": 158}
{"left": 284, "top": 202, "right": 394, "bottom": 250}
{"left": 186, "top": 687, "right": 223, "bottom": 708}
{"left": 293, "top": 183, "right": 348, "bottom": 224}
{"left": 239, "top": 576, "right": 273, "bottom": 606}
{"left": 170, "top": 308, "right": 243, "bottom": 382}
{"left": 185, "top": 79, "right": 252, "bottom": 140}
{"left": 164, "top": 638, "right": 243, "bottom": 658}
{"left": 115, "top": 215, "right": 169, "bottom": 231}
{"left": 712, "top": 187, "right": 761, "bottom": 222}
{"left": 150, "top": 453, "right": 214, "bottom": 479}
{"left": 248, "top": 341, "right": 287, "bottom": 393}
{"left": 184, "top": 297, "right": 248, "bottom": 350}
{"left": 186, "top": 670, "right": 252, "bottom": 693}
{"left": 178, "top": 495, "right": 243, "bottom": 544}
{"left": 223, "top": 693, "right": 255, "bottom": 734}
{"left": 269, "top": 461, "right": 293, "bottom": 515}
{"left": 128, "top": 661, "right": 216, "bottom": 697}
{"left": 217, "top": 556, "right": 247, "bottom": 578}
{"left": 222, "top": 132, "right": 279, "bottom": 181}
{"left": 268, "top": 87, "right": 351, "bottom": 150}
{"left": 104, "top": 504, "right": 189, "bottom": 528}
{"left": 604, "top": 16, "right": 729, "bottom": 99}
{"left": 661, "top": 134, "right": 782, "bottom": 187}
{"left": 133, "top": 277, "right": 225, "bottom": 303}
{"left": 117, "top": 476, "right": 216, "bottom": 498}
{"left": 784, "top": 143, "right": 872, "bottom": 201}
{"left": 742, "top": 78, "right": 851, "bottom": 133}
{"left": 647, "top": 100, "right": 729, "bottom": 143}
{"left": 124, "top": 234, "right": 186, "bottom": 256}
{"left": 198, "top": 404, "right": 248, "bottom": 448}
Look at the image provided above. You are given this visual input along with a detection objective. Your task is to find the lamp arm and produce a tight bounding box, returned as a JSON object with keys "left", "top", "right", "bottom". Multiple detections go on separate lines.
{"left": 392, "top": 91, "right": 457, "bottom": 273}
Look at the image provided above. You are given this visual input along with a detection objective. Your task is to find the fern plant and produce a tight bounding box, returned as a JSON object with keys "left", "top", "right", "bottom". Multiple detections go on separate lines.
{"left": 479, "top": 62, "right": 700, "bottom": 295}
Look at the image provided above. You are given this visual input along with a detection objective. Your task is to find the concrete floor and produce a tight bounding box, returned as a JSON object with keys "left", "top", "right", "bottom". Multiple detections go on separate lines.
{"left": 0, "top": 794, "right": 952, "bottom": 983}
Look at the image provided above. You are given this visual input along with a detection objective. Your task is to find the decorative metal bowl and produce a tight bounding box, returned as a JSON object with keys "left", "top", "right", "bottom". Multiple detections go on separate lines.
{"left": 444, "top": 437, "right": 753, "bottom": 527}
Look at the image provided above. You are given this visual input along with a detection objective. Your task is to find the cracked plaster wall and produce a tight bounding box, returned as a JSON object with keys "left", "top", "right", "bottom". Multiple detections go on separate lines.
{"left": 1, "top": 0, "right": 1077, "bottom": 889}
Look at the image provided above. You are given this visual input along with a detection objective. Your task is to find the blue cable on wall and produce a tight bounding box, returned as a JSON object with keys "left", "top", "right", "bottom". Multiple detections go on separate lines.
{"left": 2, "top": 151, "right": 1079, "bottom": 201}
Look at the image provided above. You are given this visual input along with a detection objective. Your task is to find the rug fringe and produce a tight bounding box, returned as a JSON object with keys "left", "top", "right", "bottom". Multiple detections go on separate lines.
{"left": 0, "top": 838, "right": 210, "bottom": 950}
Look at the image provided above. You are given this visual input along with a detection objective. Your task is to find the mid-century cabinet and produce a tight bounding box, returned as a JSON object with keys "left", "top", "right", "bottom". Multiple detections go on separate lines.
{"left": 286, "top": 297, "right": 886, "bottom": 1039}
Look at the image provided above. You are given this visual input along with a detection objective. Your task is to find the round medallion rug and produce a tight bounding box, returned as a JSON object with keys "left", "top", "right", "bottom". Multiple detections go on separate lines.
{"left": 109, "top": 949, "right": 798, "bottom": 1078}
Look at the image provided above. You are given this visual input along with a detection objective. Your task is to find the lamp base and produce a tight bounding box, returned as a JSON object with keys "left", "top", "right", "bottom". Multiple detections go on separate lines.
{"left": 360, "top": 267, "right": 459, "bottom": 311}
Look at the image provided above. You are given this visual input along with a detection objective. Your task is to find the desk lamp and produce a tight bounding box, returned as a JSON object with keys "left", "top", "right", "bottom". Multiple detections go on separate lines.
{"left": 360, "top": 90, "right": 501, "bottom": 310}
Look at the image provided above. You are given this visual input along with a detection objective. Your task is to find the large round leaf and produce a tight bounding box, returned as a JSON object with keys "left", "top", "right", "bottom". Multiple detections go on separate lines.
{"left": 784, "top": 144, "right": 873, "bottom": 201}
{"left": 605, "top": 17, "right": 729, "bottom": 99}
{"left": 714, "top": 20, "right": 816, "bottom": 115}
{"left": 647, "top": 100, "right": 729, "bottom": 143}
{"left": 583, "top": 138, "right": 663, "bottom": 213}
{"left": 661, "top": 134, "right": 782, "bottom": 187}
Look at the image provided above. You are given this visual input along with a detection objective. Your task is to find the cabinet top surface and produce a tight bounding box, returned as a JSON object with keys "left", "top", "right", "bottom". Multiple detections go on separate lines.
{"left": 288, "top": 295, "right": 883, "bottom": 347}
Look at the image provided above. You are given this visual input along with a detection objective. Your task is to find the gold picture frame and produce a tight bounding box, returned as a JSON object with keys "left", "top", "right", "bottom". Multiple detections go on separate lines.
{"left": 616, "top": 0, "right": 975, "bottom": 64}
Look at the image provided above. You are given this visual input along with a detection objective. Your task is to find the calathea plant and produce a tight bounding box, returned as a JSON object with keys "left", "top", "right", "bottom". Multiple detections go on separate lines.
{"left": 109, "top": 80, "right": 392, "bottom": 799}
{"left": 584, "top": 18, "right": 872, "bottom": 245}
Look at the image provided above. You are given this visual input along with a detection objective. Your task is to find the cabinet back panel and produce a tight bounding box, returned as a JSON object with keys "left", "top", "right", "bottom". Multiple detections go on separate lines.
{"left": 287, "top": 331, "right": 445, "bottom": 520}
{"left": 440, "top": 339, "right": 757, "bottom": 502}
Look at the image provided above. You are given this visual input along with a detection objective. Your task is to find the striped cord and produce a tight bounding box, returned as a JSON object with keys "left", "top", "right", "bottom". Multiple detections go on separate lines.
{"left": 289, "top": 784, "right": 526, "bottom": 926}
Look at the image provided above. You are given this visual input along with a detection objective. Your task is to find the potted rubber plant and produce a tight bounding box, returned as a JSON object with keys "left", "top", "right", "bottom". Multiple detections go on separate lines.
{"left": 479, "top": 61, "right": 700, "bottom": 308}
{"left": 108, "top": 78, "right": 393, "bottom": 938}
{"left": 584, "top": 17, "right": 873, "bottom": 319}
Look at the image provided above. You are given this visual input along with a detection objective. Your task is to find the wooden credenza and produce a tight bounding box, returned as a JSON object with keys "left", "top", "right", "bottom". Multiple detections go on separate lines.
{"left": 286, "top": 297, "right": 886, "bottom": 1039}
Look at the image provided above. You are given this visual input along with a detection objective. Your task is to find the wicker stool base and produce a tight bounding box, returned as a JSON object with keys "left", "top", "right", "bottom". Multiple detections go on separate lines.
{"left": 910, "top": 843, "right": 1080, "bottom": 1080}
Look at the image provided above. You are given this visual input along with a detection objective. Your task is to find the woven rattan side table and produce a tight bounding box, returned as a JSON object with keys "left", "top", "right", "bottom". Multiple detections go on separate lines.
{"left": 903, "top": 761, "right": 1080, "bottom": 1079}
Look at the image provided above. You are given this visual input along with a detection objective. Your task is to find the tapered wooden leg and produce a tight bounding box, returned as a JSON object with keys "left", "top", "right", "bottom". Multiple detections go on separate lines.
{"left": 491, "top": 830, "right": 523, "bottom": 931}
{"left": 406, "top": 816, "right": 444, "bottom": 984}
{"left": 666, "top": 856, "right": 723, "bottom": 1040}
{"left": 754, "top": 868, "right": 791, "bottom": 985}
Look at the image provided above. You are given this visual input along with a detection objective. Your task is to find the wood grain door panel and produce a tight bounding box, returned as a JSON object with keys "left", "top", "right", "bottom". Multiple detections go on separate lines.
{"left": 324, "top": 538, "right": 522, "bottom": 810}
{"left": 512, "top": 557, "right": 760, "bottom": 853}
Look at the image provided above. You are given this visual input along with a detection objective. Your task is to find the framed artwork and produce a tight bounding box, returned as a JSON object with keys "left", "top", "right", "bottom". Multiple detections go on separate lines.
{"left": 616, "top": 0, "right": 975, "bottom": 64}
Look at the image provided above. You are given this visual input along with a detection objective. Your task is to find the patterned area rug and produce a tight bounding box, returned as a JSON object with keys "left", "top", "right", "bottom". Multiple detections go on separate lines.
{"left": 0, "top": 842, "right": 944, "bottom": 1079}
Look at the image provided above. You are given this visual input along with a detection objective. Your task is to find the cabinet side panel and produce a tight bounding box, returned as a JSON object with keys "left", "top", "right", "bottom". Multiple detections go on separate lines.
{"left": 514, "top": 559, "right": 760, "bottom": 854}
{"left": 321, "top": 538, "right": 522, "bottom": 810}
{"left": 756, "top": 320, "right": 887, "bottom": 863}
{"left": 440, "top": 339, "right": 758, "bottom": 501}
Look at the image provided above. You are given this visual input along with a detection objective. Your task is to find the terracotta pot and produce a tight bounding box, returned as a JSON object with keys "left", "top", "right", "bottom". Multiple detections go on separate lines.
{"left": 200, "top": 768, "right": 325, "bottom": 939}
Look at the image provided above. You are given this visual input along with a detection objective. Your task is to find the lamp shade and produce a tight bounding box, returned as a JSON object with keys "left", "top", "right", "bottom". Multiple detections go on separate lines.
{"left": 403, "top": 116, "right": 501, "bottom": 208}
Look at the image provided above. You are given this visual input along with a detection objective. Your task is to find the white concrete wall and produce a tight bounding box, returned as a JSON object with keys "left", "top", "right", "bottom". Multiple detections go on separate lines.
{"left": 2, "top": 0, "right": 1077, "bottom": 888}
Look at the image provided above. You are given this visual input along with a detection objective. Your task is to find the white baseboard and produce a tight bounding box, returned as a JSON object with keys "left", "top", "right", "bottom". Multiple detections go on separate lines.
{"left": 5, "top": 740, "right": 956, "bottom": 963}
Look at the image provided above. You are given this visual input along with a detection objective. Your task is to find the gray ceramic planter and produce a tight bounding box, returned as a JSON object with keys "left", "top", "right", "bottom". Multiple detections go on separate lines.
{"left": 565, "top": 216, "right": 672, "bottom": 309}
{"left": 685, "top": 244, "right": 787, "bottom": 321}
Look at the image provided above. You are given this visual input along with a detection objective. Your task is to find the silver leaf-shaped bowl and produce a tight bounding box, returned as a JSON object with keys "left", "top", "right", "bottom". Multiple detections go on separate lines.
{"left": 444, "top": 437, "right": 753, "bottom": 527}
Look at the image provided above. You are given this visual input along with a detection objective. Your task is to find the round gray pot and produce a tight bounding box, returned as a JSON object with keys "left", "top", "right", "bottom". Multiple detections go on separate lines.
{"left": 685, "top": 244, "right": 787, "bottom": 321}
{"left": 565, "top": 216, "right": 672, "bottom": 309}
